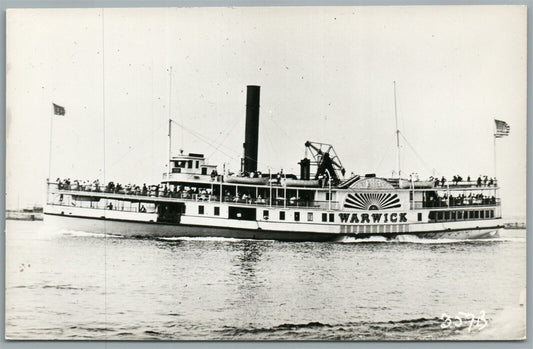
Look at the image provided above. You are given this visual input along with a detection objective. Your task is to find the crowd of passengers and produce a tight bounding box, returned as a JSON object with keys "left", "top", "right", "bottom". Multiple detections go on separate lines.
{"left": 54, "top": 178, "right": 310, "bottom": 206}
{"left": 56, "top": 178, "right": 208, "bottom": 198}
{"left": 425, "top": 193, "right": 497, "bottom": 207}
{"left": 431, "top": 175, "right": 496, "bottom": 187}
{"left": 55, "top": 177, "right": 497, "bottom": 207}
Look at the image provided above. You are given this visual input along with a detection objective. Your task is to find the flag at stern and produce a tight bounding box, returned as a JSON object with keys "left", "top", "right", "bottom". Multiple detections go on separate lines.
{"left": 494, "top": 119, "right": 510, "bottom": 138}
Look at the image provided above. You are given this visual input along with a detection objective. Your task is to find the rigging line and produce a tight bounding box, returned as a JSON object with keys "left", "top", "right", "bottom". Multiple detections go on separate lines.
{"left": 171, "top": 120, "right": 240, "bottom": 159}
{"left": 207, "top": 127, "right": 240, "bottom": 160}
{"left": 260, "top": 118, "right": 277, "bottom": 160}
{"left": 374, "top": 134, "right": 398, "bottom": 174}
{"left": 171, "top": 119, "right": 245, "bottom": 159}
{"left": 210, "top": 109, "right": 244, "bottom": 145}
{"left": 399, "top": 132, "right": 438, "bottom": 176}
{"left": 267, "top": 114, "right": 302, "bottom": 149}
{"left": 171, "top": 119, "right": 278, "bottom": 170}
{"left": 107, "top": 121, "right": 169, "bottom": 169}
{"left": 267, "top": 112, "right": 301, "bottom": 148}
{"left": 207, "top": 114, "right": 244, "bottom": 159}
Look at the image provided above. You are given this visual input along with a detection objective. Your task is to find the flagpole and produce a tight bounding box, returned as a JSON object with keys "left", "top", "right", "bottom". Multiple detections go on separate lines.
{"left": 493, "top": 119, "right": 497, "bottom": 181}
{"left": 168, "top": 66, "right": 173, "bottom": 181}
{"left": 393, "top": 81, "right": 401, "bottom": 178}
{"left": 48, "top": 104, "right": 54, "bottom": 183}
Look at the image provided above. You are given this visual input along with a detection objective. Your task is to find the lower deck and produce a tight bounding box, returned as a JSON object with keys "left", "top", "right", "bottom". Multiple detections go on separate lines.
{"left": 44, "top": 198, "right": 503, "bottom": 240}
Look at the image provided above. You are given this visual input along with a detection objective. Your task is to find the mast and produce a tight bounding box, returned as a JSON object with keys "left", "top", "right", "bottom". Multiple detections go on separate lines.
{"left": 493, "top": 119, "right": 497, "bottom": 181}
{"left": 48, "top": 104, "right": 54, "bottom": 182}
{"left": 168, "top": 66, "right": 173, "bottom": 180}
{"left": 393, "top": 81, "right": 401, "bottom": 178}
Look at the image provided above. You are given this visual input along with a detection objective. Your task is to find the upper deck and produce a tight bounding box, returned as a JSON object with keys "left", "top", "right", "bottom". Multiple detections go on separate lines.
{"left": 47, "top": 172, "right": 500, "bottom": 214}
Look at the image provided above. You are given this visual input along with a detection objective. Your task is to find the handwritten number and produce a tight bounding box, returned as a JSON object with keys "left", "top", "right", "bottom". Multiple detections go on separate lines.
{"left": 456, "top": 312, "right": 473, "bottom": 331}
{"left": 440, "top": 313, "right": 452, "bottom": 329}
{"left": 477, "top": 311, "right": 488, "bottom": 331}
{"left": 441, "top": 311, "right": 487, "bottom": 333}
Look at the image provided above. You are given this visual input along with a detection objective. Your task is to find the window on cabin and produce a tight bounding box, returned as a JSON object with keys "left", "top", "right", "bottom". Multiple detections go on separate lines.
{"left": 201, "top": 167, "right": 207, "bottom": 175}
{"left": 280, "top": 211, "right": 285, "bottom": 220}
{"left": 307, "top": 212, "right": 313, "bottom": 222}
{"left": 474, "top": 211, "right": 479, "bottom": 219}
{"left": 198, "top": 205, "right": 204, "bottom": 215}
{"left": 263, "top": 210, "right": 269, "bottom": 220}
{"left": 329, "top": 213, "right": 334, "bottom": 222}
{"left": 444, "top": 211, "right": 450, "bottom": 220}
{"left": 417, "top": 213, "right": 422, "bottom": 221}
{"left": 325, "top": 192, "right": 330, "bottom": 200}
{"left": 214, "top": 207, "right": 220, "bottom": 216}
{"left": 294, "top": 212, "right": 300, "bottom": 221}
{"left": 322, "top": 213, "right": 327, "bottom": 222}
{"left": 195, "top": 161, "right": 199, "bottom": 169}
{"left": 480, "top": 210, "right": 485, "bottom": 219}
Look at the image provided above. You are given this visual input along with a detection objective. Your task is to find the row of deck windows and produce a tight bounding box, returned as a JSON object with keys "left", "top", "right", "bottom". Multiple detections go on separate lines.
{"left": 428, "top": 209, "right": 495, "bottom": 223}
{"left": 199, "top": 205, "right": 330, "bottom": 222}
{"left": 262, "top": 210, "right": 336, "bottom": 223}
{"left": 174, "top": 160, "right": 200, "bottom": 169}
{"left": 198, "top": 205, "right": 220, "bottom": 216}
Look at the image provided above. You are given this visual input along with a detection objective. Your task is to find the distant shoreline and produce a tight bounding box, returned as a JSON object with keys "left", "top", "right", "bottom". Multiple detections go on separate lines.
{"left": 5, "top": 209, "right": 43, "bottom": 221}
{"left": 503, "top": 222, "right": 526, "bottom": 230}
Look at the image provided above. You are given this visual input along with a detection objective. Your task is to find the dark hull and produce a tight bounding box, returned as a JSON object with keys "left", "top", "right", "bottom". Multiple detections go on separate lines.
{"left": 44, "top": 213, "right": 338, "bottom": 242}
{"left": 44, "top": 213, "right": 502, "bottom": 242}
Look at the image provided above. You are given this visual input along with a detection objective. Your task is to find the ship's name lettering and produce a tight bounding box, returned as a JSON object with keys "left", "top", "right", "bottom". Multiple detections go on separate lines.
{"left": 338, "top": 212, "right": 407, "bottom": 224}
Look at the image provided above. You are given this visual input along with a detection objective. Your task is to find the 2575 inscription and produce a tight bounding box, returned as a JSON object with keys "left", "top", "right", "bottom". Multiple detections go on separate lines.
{"left": 440, "top": 311, "right": 488, "bottom": 332}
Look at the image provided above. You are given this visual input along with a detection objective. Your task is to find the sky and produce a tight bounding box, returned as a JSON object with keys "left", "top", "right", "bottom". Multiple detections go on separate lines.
{"left": 6, "top": 6, "right": 527, "bottom": 219}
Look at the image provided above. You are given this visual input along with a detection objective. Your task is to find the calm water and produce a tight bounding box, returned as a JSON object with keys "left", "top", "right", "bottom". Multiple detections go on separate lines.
{"left": 5, "top": 220, "right": 526, "bottom": 340}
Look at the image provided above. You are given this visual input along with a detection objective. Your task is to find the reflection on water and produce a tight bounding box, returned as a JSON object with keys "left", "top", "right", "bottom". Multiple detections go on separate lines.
{"left": 5, "top": 221, "right": 526, "bottom": 340}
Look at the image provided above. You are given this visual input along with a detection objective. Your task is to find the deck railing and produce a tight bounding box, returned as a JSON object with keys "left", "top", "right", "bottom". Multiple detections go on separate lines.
{"left": 48, "top": 184, "right": 340, "bottom": 210}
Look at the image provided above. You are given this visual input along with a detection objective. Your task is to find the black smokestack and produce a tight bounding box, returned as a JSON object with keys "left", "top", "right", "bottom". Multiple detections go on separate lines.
{"left": 243, "top": 85, "right": 260, "bottom": 173}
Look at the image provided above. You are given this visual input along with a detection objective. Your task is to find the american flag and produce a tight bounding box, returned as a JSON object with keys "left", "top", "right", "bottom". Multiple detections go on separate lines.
{"left": 494, "top": 119, "right": 510, "bottom": 138}
{"left": 53, "top": 103, "right": 65, "bottom": 116}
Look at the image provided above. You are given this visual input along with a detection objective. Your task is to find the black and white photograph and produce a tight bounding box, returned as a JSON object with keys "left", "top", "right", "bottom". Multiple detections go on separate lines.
{"left": 5, "top": 5, "right": 527, "bottom": 340}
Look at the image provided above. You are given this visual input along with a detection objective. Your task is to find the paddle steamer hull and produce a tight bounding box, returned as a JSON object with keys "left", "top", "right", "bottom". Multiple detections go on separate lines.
{"left": 43, "top": 86, "right": 505, "bottom": 242}
{"left": 44, "top": 203, "right": 502, "bottom": 241}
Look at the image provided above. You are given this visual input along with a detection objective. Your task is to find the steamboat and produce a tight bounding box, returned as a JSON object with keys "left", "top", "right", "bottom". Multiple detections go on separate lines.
{"left": 44, "top": 86, "right": 503, "bottom": 241}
